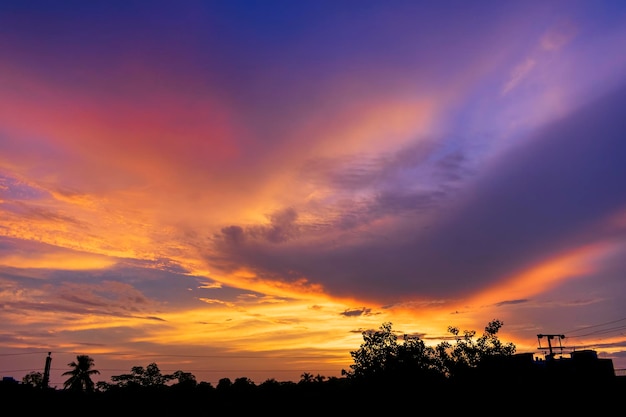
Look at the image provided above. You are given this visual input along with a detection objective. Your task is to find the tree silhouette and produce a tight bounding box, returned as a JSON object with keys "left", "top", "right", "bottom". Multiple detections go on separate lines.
{"left": 343, "top": 319, "right": 516, "bottom": 384}
{"left": 435, "top": 319, "right": 516, "bottom": 379}
{"left": 232, "top": 376, "right": 256, "bottom": 393}
{"left": 299, "top": 372, "right": 314, "bottom": 384}
{"left": 22, "top": 371, "right": 44, "bottom": 388}
{"left": 170, "top": 370, "right": 197, "bottom": 388}
{"left": 62, "top": 355, "right": 100, "bottom": 392}
{"left": 342, "top": 322, "right": 399, "bottom": 381}
{"left": 216, "top": 377, "right": 232, "bottom": 391}
{"left": 110, "top": 362, "right": 173, "bottom": 388}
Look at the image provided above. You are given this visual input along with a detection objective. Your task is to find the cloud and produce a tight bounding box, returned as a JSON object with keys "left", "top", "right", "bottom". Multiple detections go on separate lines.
{"left": 209, "top": 83, "right": 626, "bottom": 305}
{"left": 256, "top": 208, "right": 300, "bottom": 244}
{"left": 0, "top": 173, "right": 51, "bottom": 201}
{"left": 502, "top": 58, "right": 536, "bottom": 95}
{"left": 340, "top": 307, "right": 373, "bottom": 318}
{"left": 495, "top": 299, "right": 529, "bottom": 307}
{"left": 0, "top": 237, "right": 116, "bottom": 270}
{"left": 221, "top": 225, "right": 246, "bottom": 247}
{"left": 541, "top": 19, "right": 577, "bottom": 51}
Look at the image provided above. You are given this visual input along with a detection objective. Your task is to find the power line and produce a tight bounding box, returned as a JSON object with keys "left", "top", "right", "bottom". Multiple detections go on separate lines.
{"left": 0, "top": 350, "right": 347, "bottom": 359}
{"left": 564, "top": 317, "right": 626, "bottom": 336}
{"left": 568, "top": 325, "right": 626, "bottom": 339}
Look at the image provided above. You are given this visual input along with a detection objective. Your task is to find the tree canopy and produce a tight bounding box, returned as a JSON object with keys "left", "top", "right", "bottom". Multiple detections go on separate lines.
{"left": 342, "top": 319, "right": 516, "bottom": 384}
{"left": 21, "top": 371, "right": 44, "bottom": 388}
{"left": 110, "top": 362, "right": 173, "bottom": 388}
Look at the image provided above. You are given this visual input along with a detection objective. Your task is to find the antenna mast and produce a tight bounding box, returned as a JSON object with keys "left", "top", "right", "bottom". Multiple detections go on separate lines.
{"left": 537, "top": 334, "right": 566, "bottom": 359}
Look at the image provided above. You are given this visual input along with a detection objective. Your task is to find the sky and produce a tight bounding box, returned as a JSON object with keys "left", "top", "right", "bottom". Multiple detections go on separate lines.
{"left": 1, "top": 0, "right": 626, "bottom": 387}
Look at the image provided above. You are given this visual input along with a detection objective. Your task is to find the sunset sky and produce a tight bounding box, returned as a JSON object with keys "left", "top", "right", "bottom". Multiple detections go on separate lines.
{"left": 2, "top": 0, "right": 626, "bottom": 387}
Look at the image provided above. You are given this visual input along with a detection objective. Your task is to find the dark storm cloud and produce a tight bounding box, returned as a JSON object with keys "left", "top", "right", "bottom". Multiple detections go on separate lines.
{"left": 331, "top": 83, "right": 626, "bottom": 300}
{"left": 250, "top": 207, "right": 300, "bottom": 244}
{"left": 220, "top": 141, "right": 466, "bottom": 243}
{"left": 402, "top": 84, "right": 626, "bottom": 291}
{"left": 212, "top": 84, "right": 626, "bottom": 304}
{"left": 221, "top": 225, "right": 246, "bottom": 246}
{"left": 221, "top": 208, "right": 301, "bottom": 246}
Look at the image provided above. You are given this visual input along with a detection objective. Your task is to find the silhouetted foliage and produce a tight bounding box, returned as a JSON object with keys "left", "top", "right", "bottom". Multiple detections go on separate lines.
{"left": 393, "top": 331, "right": 444, "bottom": 383}
{"left": 62, "top": 355, "right": 99, "bottom": 392}
{"left": 342, "top": 319, "right": 515, "bottom": 386}
{"left": 435, "top": 318, "right": 516, "bottom": 380}
{"left": 95, "top": 380, "right": 111, "bottom": 392}
{"left": 170, "top": 370, "right": 197, "bottom": 388}
{"left": 21, "top": 371, "right": 44, "bottom": 388}
{"left": 216, "top": 377, "right": 232, "bottom": 391}
{"left": 232, "top": 376, "right": 256, "bottom": 393}
{"left": 343, "top": 321, "right": 399, "bottom": 381}
{"left": 110, "top": 362, "right": 173, "bottom": 389}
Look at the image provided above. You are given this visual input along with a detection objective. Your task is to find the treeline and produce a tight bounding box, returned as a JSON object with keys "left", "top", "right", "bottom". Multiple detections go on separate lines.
{"left": 2, "top": 320, "right": 622, "bottom": 413}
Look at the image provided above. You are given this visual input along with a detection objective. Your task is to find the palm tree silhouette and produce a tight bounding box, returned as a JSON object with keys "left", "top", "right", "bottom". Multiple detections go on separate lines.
{"left": 62, "top": 355, "right": 100, "bottom": 392}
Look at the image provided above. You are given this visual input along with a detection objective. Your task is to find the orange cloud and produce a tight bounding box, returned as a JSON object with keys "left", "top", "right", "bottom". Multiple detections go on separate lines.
{"left": 310, "top": 99, "right": 436, "bottom": 157}
{"left": 0, "top": 252, "right": 115, "bottom": 270}
{"left": 467, "top": 241, "right": 622, "bottom": 308}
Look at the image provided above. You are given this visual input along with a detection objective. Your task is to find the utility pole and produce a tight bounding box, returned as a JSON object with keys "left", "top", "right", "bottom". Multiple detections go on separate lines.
{"left": 42, "top": 352, "right": 52, "bottom": 389}
{"left": 537, "top": 334, "right": 566, "bottom": 360}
